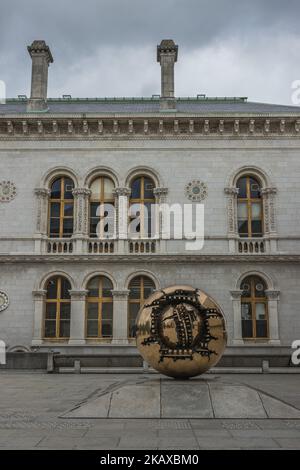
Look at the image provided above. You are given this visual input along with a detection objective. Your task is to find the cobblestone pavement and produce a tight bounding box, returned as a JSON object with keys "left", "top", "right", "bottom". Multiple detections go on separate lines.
{"left": 0, "top": 372, "right": 299, "bottom": 450}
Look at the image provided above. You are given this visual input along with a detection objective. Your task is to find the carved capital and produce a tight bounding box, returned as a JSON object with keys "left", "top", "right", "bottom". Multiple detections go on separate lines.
{"left": 230, "top": 290, "right": 243, "bottom": 300}
{"left": 69, "top": 289, "right": 88, "bottom": 300}
{"left": 224, "top": 187, "right": 239, "bottom": 196}
{"left": 265, "top": 290, "right": 280, "bottom": 301}
{"left": 114, "top": 187, "right": 131, "bottom": 197}
{"left": 32, "top": 289, "right": 47, "bottom": 300}
{"left": 72, "top": 188, "right": 91, "bottom": 198}
{"left": 112, "top": 289, "right": 130, "bottom": 299}
{"left": 34, "top": 188, "right": 51, "bottom": 198}
{"left": 261, "top": 187, "right": 277, "bottom": 196}
{"left": 153, "top": 187, "right": 168, "bottom": 197}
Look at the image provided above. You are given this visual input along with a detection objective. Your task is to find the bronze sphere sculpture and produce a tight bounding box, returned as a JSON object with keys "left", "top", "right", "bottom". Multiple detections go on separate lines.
{"left": 136, "top": 285, "right": 227, "bottom": 378}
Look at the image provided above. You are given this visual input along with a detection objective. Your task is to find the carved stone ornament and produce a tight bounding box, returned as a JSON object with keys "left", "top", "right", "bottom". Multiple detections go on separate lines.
{"left": 0, "top": 291, "right": 9, "bottom": 312}
{"left": 185, "top": 180, "right": 208, "bottom": 202}
{"left": 0, "top": 181, "right": 17, "bottom": 202}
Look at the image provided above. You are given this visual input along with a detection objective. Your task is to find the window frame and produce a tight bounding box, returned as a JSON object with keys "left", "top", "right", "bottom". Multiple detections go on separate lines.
{"left": 237, "top": 175, "right": 264, "bottom": 238}
{"left": 89, "top": 176, "right": 115, "bottom": 239}
{"left": 43, "top": 276, "right": 71, "bottom": 340}
{"left": 128, "top": 275, "right": 155, "bottom": 338}
{"left": 48, "top": 176, "right": 74, "bottom": 238}
{"left": 85, "top": 276, "right": 113, "bottom": 339}
{"left": 129, "top": 176, "right": 156, "bottom": 239}
{"left": 241, "top": 276, "right": 269, "bottom": 340}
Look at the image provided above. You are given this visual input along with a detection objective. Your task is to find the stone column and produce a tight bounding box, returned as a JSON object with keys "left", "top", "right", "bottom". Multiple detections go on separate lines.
{"left": 157, "top": 39, "right": 178, "bottom": 110}
{"left": 230, "top": 290, "right": 244, "bottom": 345}
{"left": 224, "top": 187, "right": 239, "bottom": 253}
{"left": 153, "top": 187, "right": 168, "bottom": 251}
{"left": 111, "top": 290, "right": 130, "bottom": 344}
{"left": 261, "top": 187, "right": 278, "bottom": 253}
{"left": 34, "top": 188, "right": 50, "bottom": 253}
{"left": 32, "top": 290, "right": 47, "bottom": 346}
{"left": 27, "top": 40, "right": 53, "bottom": 112}
{"left": 265, "top": 290, "right": 281, "bottom": 345}
{"left": 72, "top": 188, "right": 91, "bottom": 253}
{"left": 68, "top": 290, "right": 88, "bottom": 345}
{"left": 114, "top": 187, "right": 131, "bottom": 253}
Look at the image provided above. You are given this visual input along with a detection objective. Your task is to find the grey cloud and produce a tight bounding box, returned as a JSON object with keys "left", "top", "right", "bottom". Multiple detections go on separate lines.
{"left": 0, "top": 0, "right": 299, "bottom": 102}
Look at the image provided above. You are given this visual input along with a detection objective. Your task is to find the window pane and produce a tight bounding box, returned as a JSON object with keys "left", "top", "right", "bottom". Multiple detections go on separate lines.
{"left": 46, "top": 278, "right": 57, "bottom": 299}
{"left": 60, "top": 302, "right": 71, "bottom": 320}
{"left": 102, "top": 321, "right": 112, "bottom": 337}
{"left": 59, "top": 320, "right": 70, "bottom": 337}
{"left": 45, "top": 303, "right": 57, "bottom": 320}
{"left": 249, "top": 178, "right": 261, "bottom": 198}
{"left": 63, "top": 218, "right": 73, "bottom": 237}
{"left": 102, "top": 302, "right": 113, "bottom": 320}
{"left": 90, "top": 178, "right": 101, "bottom": 199}
{"left": 64, "top": 203, "right": 73, "bottom": 217}
{"left": 87, "top": 320, "right": 98, "bottom": 337}
{"left": 90, "top": 202, "right": 99, "bottom": 218}
{"left": 251, "top": 202, "right": 262, "bottom": 219}
{"left": 143, "top": 277, "right": 155, "bottom": 299}
{"left": 63, "top": 178, "right": 74, "bottom": 199}
{"left": 128, "top": 303, "right": 140, "bottom": 337}
{"left": 241, "top": 281, "right": 251, "bottom": 297}
{"left": 50, "top": 203, "right": 60, "bottom": 217}
{"left": 256, "top": 320, "right": 268, "bottom": 338}
{"left": 129, "top": 277, "right": 141, "bottom": 299}
{"left": 61, "top": 278, "right": 71, "bottom": 299}
{"left": 103, "top": 178, "right": 115, "bottom": 199}
{"left": 242, "top": 320, "right": 253, "bottom": 338}
{"left": 49, "top": 218, "right": 60, "bottom": 237}
{"left": 254, "top": 280, "right": 266, "bottom": 297}
{"left": 102, "top": 277, "right": 113, "bottom": 297}
{"left": 89, "top": 218, "right": 99, "bottom": 237}
{"left": 87, "top": 302, "right": 98, "bottom": 320}
{"left": 251, "top": 220, "right": 262, "bottom": 237}
{"left": 256, "top": 302, "right": 266, "bottom": 320}
{"left": 131, "top": 178, "right": 141, "bottom": 199}
{"left": 241, "top": 302, "right": 252, "bottom": 320}
{"left": 51, "top": 179, "right": 61, "bottom": 199}
{"left": 44, "top": 320, "right": 56, "bottom": 338}
{"left": 144, "top": 177, "right": 154, "bottom": 199}
{"left": 87, "top": 277, "right": 99, "bottom": 297}
{"left": 237, "top": 202, "right": 248, "bottom": 219}
{"left": 238, "top": 220, "right": 248, "bottom": 236}
{"left": 237, "top": 177, "right": 247, "bottom": 198}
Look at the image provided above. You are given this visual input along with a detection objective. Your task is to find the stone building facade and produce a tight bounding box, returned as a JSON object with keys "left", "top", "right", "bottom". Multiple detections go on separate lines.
{"left": 0, "top": 39, "right": 300, "bottom": 365}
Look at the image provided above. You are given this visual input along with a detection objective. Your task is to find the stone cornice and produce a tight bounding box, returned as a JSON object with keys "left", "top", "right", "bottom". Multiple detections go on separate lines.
{"left": 1, "top": 254, "right": 300, "bottom": 263}
{"left": 1, "top": 116, "right": 300, "bottom": 140}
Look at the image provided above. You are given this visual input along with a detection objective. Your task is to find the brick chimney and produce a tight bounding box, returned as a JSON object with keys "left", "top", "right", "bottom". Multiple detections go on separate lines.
{"left": 27, "top": 40, "right": 53, "bottom": 112}
{"left": 157, "top": 39, "right": 178, "bottom": 110}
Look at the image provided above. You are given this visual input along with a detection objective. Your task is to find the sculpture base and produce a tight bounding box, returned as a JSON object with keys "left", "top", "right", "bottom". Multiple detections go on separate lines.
{"left": 62, "top": 376, "right": 300, "bottom": 419}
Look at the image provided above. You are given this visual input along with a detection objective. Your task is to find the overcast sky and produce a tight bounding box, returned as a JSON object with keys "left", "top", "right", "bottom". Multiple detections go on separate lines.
{"left": 0, "top": 0, "right": 299, "bottom": 104}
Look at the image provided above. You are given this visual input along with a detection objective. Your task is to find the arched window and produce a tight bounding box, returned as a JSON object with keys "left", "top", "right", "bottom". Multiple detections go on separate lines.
{"left": 44, "top": 276, "right": 71, "bottom": 339}
{"left": 89, "top": 177, "right": 115, "bottom": 238}
{"left": 237, "top": 176, "right": 263, "bottom": 238}
{"left": 128, "top": 275, "right": 155, "bottom": 338}
{"left": 86, "top": 276, "right": 113, "bottom": 338}
{"left": 241, "top": 276, "right": 268, "bottom": 339}
{"left": 49, "top": 177, "right": 74, "bottom": 238}
{"left": 129, "top": 176, "right": 155, "bottom": 238}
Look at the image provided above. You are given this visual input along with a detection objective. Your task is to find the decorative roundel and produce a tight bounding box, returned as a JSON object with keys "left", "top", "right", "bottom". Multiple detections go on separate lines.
{"left": 0, "top": 181, "right": 17, "bottom": 202}
{"left": 185, "top": 180, "right": 208, "bottom": 202}
{"left": 0, "top": 291, "right": 9, "bottom": 312}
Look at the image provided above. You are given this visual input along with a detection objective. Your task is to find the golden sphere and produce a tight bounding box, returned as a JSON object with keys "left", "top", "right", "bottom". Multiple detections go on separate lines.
{"left": 136, "top": 285, "right": 227, "bottom": 378}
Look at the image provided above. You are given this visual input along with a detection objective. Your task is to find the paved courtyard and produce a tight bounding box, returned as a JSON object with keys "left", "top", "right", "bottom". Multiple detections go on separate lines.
{"left": 0, "top": 371, "right": 300, "bottom": 449}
